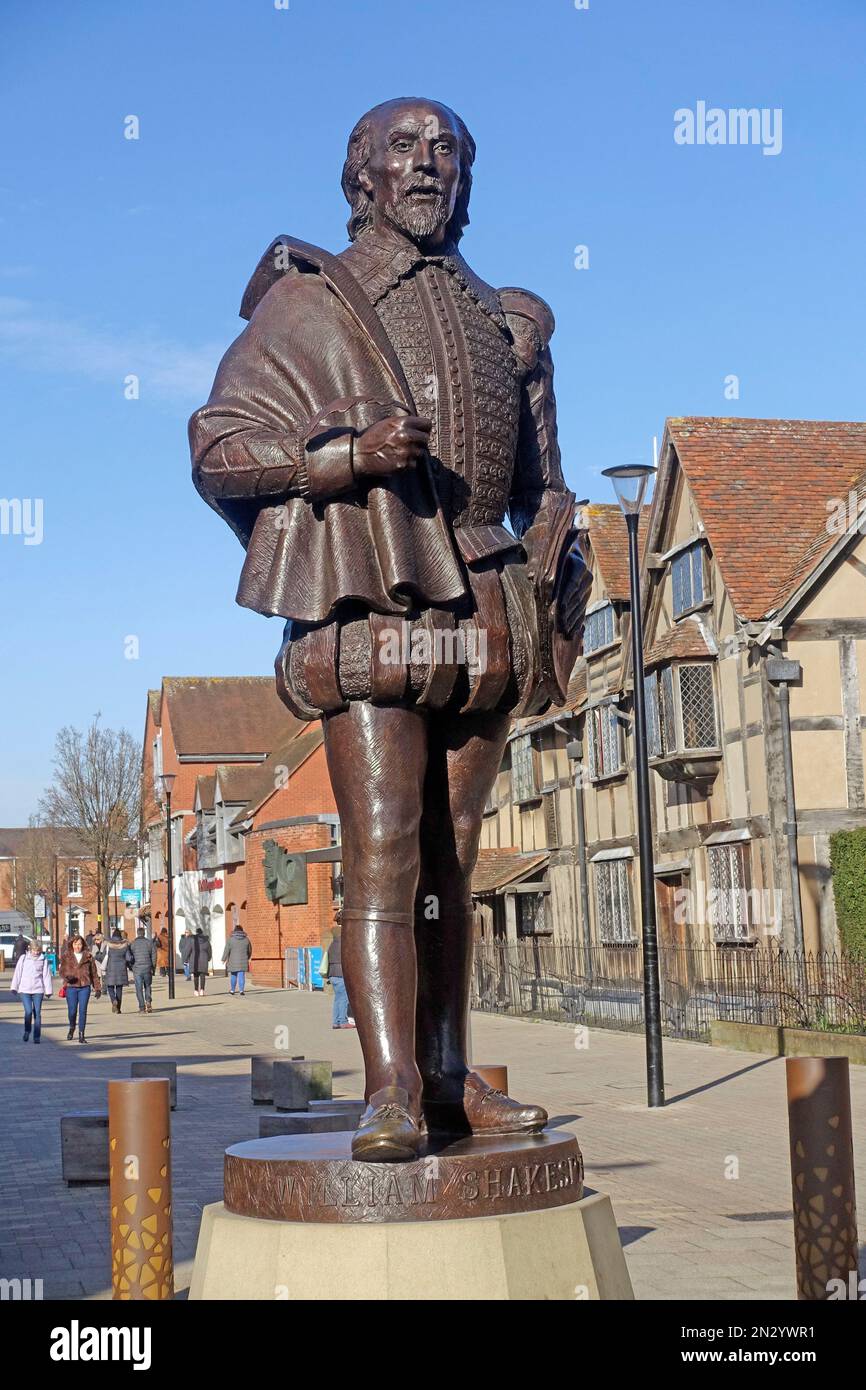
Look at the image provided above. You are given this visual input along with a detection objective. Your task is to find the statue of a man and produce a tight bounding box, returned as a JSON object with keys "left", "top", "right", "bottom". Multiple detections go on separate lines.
{"left": 190, "top": 98, "right": 590, "bottom": 1161}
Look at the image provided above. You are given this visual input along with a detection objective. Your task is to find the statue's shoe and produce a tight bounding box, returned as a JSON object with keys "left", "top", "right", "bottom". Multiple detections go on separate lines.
{"left": 351, "top": 1086, "right": 423, "bottom": 1163}
{"left": 424, "top": 1070, "right": 548, "bottom": 1137}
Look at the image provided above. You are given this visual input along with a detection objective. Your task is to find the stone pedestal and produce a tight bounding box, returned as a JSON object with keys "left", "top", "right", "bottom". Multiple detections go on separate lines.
{"left": 130, "top": 1061, "right": 178, "bottom": 1110}
{"left": 259, "top": 1106, "right": 364, "bottom": 1138}
{"left": 251, "top": 1054, "right": 305, "bottom": 1105}
{"left": 273, "top": 1059, "right": 332, "bottom": 1111}
{"left": 60, "top": 1111, "right": 109, "bottom": 1185}
{"left": 189, "top": 1192, "right": 632, "bottom": 1300}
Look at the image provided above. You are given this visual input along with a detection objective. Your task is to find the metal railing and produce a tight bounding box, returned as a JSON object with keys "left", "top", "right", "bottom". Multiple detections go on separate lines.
{"left": 471, "top": 939, "right": 866, "bottom": 1041}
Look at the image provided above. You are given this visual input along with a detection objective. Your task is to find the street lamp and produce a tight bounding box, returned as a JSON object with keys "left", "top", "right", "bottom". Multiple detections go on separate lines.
{"left": 158, "top": 772, "right": 177, "bottom": 1001}
{"left": 602, "top": 463, "right": 665, "bottom": 1108}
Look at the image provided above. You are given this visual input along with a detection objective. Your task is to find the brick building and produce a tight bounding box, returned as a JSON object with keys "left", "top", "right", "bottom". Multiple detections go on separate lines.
{"left": 143, "top": 677, "right": 338, "bottom": 983}
{"left": 0, "top": 826, "right": 136, "bottom": 941}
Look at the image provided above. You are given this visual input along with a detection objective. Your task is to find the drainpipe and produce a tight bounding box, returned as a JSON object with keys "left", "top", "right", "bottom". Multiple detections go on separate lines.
{"left": 767, "top": 657, "right": 804, "bottom": 952}
{"left": 565, "top": 736, "right": 593, "bottom": 982}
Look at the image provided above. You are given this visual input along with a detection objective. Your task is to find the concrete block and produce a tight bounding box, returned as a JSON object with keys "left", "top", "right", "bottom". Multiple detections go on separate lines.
{"left": 273, "top": 1059, "right": 332, "bottom": 1111}
{"left": 60, "top": 1112, "right": 109, "bottom": 1186}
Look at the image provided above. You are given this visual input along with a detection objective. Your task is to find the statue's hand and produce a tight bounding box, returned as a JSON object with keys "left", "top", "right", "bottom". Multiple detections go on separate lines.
{"left": 353, "top": 415, "right": 432, "bottom": 478}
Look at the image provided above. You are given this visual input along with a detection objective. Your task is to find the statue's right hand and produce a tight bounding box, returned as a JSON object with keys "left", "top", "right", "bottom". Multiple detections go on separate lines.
{"left": 353, "top": 415, "right": 432, "bottom": 478}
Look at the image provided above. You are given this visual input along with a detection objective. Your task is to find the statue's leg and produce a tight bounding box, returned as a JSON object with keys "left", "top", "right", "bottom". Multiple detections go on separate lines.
{"left": 416, "top": 708, "right": 548, "bottom": 1136}
{"left": 415, "top": 709, "right": 510, "bottom": 1101}
{"left": 323, "top": 700, "right": 428, "bottom": 1159}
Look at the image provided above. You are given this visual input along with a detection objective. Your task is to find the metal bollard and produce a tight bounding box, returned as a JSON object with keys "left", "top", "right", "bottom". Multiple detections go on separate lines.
{"left": 473, "top": 1064, "right": 509, "bottom": 1093}
{"left": 786, "top": 1056, "right": 858, "bottom": 1300}
{"left": 108, "top": 1078, "right": 174, "bottom": 1300}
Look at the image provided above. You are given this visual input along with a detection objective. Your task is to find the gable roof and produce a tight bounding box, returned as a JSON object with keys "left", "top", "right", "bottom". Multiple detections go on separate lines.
{"left": 581, "top": 504, "right": 651, "bottom": 603}
{"left": 0, "top": 827, "right": 94, "bottom": 859}
{"left": 160, "top": 677, "right": 307, "bottom": 758}
{"left": 228, "top": 726, "right": 325, "bottom": 827}
{"left": 664, "top": 417, "right": 866, "bottom": 621}
{"left": 472, "top": 848, "right": 549, "bottom": 895}
{"left": 645, "top": 617, "right": 716, "bottom": 669}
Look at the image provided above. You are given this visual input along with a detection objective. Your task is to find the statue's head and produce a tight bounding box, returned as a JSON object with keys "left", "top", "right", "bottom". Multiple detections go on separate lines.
{"left": 342, "top": 97, "right": 475, "bottom": 247}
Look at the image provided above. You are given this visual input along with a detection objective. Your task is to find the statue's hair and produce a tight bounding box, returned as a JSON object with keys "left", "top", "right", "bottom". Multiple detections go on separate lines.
{"left": 341, "top": 99, "right": 476, "bottom": 243}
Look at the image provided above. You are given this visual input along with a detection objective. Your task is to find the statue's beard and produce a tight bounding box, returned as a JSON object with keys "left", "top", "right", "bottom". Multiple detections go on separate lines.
{"left": 385, "top": 186, "right": 451, "bottom": 242}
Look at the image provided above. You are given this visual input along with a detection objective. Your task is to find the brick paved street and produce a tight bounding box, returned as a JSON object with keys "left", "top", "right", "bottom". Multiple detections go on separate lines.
{"left": 1, "top": 968, "right": 864, "bottom": 1300}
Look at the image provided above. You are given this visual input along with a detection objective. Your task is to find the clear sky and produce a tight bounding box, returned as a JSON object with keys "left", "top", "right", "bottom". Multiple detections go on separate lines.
{"left": 1, "top": 0, "right": 864, "bottom": 821}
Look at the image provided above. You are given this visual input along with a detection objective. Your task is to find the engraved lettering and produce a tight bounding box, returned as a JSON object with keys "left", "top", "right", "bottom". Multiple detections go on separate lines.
{"left": 409, "top": 1176, "right": 438, "bottom": 1204}
{"left": 461, "top": 1169, "right": 480, "bottom": 1201}
{"left": 505, "top": 1166, "right": 521, "bottom": 1197}
{"left": 486, "top": 1168, "right": 502, "bottom": 1199}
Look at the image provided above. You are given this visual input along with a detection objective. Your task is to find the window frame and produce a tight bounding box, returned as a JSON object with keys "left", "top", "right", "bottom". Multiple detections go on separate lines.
{"left": 671, "top": 541, "right": 710, "bottom": 619}
{"left": 707, "top": 843, "right": 754, "bottom": 944}
{"left": 586, "top": 702, "right": 624, "bottom": 781}
{"left": 510, "top": 733, "right": 539, "bottom": 805}
{"left": 67, "top": 866, "right": 81, "bottom": 897}
{"left": 645, "top": 662, "right": 719, "bottom": 759}
{"left": 583, "top": 601, "right": 618, "bottom": 657}
{"left": 594, "top": 859, "right": 636, "bottom": 945}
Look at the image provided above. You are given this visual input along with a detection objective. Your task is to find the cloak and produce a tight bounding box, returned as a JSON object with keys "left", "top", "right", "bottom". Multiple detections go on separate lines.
{"left": 189, "top": 236, "right": 468, "bottom": 625}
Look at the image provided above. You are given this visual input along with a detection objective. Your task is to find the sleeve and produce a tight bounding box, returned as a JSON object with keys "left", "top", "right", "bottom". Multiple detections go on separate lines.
{"left": 10, "top": 957, "right": 22, "bottom": 991}
{"left": 43, "top": 961, "right": 53, "bottom": 996}
{"left": 189, "top": 279, "right": 357, "bottom": 508}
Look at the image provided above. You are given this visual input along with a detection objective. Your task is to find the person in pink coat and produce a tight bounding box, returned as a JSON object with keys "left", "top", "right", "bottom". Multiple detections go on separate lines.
{"left": 10, "top": 940, "right": 53, "bottom": 1043}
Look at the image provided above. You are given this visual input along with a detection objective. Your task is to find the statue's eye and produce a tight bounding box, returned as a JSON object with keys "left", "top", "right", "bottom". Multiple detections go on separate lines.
{"left": 434, "top": 143, "right": 453, "bottom": 155}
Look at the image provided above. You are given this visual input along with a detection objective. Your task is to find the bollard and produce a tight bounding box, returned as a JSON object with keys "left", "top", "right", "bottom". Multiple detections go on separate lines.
{"left": 108, "top": 1079, "right": 174, "bottom": 1301}
{"left": 786, "top": 1056, "right": 858, "bottom": 1300}
{"left": 473, "top": 1064, "right": 508, "bottom": 1093}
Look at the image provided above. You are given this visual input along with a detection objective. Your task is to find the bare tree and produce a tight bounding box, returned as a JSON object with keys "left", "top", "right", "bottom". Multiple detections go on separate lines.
{"left": 13, "top": 816, "right": 60, "bottom": 931}
{"left": 40, "top": 716, "right": 142, "bottom": 935}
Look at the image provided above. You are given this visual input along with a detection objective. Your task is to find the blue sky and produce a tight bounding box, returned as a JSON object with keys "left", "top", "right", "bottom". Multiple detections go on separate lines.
{"left": 1, "top": 0, "right": 864, "bottom": 821}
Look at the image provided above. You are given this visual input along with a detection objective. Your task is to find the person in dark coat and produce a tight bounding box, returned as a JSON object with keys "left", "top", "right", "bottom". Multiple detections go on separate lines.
{"left": 98, "top": 930, "right": 131, "bottom": 1013}
{"left": 221, "top": 926, "right": 252, "bottom": 996}
{"left": 58, "top": 936, "right": 101, "bottom": 1042}
{"left": 11, "top": 931, "right": 29, "bottom": 964}
{"left": 126, "top": 927, "right": 158, "bottom": 1013}
{"left": 181, "top": 928, "right": 212, "bottom": 996}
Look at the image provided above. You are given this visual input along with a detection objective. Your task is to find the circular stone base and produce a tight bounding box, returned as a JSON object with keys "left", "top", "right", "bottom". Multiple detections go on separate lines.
{"left": 224, "top": 1128, "right": 583, "bottom": 1224}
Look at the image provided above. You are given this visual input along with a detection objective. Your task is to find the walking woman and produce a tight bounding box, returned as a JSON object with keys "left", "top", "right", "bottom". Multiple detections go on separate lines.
{"left": 182, "top": 927, "right": 212, "bottom": 996}
{"left": 99, "top": 929, "right": 131, "bottom": 1013}
{"left": 10, "top": 939, "right": 53, "bottom": 1042}
{"left": 58, "top": 935, "right": 101, "bottom": 1043}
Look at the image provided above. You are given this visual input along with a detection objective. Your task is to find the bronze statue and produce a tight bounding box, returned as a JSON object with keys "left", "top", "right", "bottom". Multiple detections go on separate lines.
{"left": 191, "top": 98, "right": 591, "bottom": 1161}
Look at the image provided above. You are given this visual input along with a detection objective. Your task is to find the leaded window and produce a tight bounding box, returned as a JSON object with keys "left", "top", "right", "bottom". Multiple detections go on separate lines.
{"left": 679, "top": 664, "right": 717, "bottom": 750}
{"left": 587, "top": 704, "right": 623, "bottom": 780}
{"left": 644, "top": 664, "right": 716, "bottom": 757}
{"left": 511, "top": 734, "right": 537, "bottom": 803}
{"left": 671, "top": 543, "right": 706, "bottom": 617}
{"left": 594, "top": 860, "right": 635, "bottom": 943}
{"left": 584, "top": 603, "right": 617, "bottom": 655}
{"left": 708, "top": 845, "right": 752, "bottom": 943}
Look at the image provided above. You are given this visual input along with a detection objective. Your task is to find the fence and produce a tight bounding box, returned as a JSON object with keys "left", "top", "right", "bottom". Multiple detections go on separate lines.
{"left": 470, "top": 939, "right": 866, "bottom": 1042}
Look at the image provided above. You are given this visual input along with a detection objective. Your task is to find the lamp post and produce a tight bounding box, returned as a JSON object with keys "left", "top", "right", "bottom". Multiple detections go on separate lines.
{"left": 602, "top": 463, "right": 664, "bottom": 1108}
{"left": 158, "top": 773, "right": 177, "bottom": 1001}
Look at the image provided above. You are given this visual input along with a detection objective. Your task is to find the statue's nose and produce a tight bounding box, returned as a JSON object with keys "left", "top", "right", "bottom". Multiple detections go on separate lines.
{"left": 413, "top": 140, "right": 436, "bottom": 171}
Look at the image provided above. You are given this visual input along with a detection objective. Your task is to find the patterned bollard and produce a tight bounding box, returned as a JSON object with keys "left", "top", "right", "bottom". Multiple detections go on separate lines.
{"left": 786, "top": 1057, "right": 858, "bottom": 1300}
{"left": 108, "top": 1079, "right": 174, "bottom": 1301}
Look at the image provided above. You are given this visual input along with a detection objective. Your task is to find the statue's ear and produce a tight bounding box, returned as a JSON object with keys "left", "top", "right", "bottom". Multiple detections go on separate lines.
{"left": 358, "top": 168, "right": 374, "bottom": 196}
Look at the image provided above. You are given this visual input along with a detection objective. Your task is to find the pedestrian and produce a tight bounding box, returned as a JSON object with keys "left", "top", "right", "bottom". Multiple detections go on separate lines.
{"left": 99, "top": 929, "right": 130, "bottom": 1013}
{"left": 10, "top": 938, "right": 53, "bottom": 1042}
{"left": 182, "top": 927, "right": 212, "bottom": 996}
{"left": 58, "top": 935, "right": 101, "bottom": 1043}
{"left": 180, "top": 926, "right": 193, "bottom": 980}
{"left": 90, "top": 930, "right": 105, "bottom": 1000}
{"left": 221, "top": 923, "right": 252, "bottom": 996}
{"left": 155, "top": 926, "right": 170, "bottom": 977}
{"left": 322, "top": 923, "right": 353, "bottom": 1029}
{"left": 11, "top": 930, "right": 29, "bottom": 964}
{"left": 126, "top": 927, "right": 158, "bottom": 1013}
